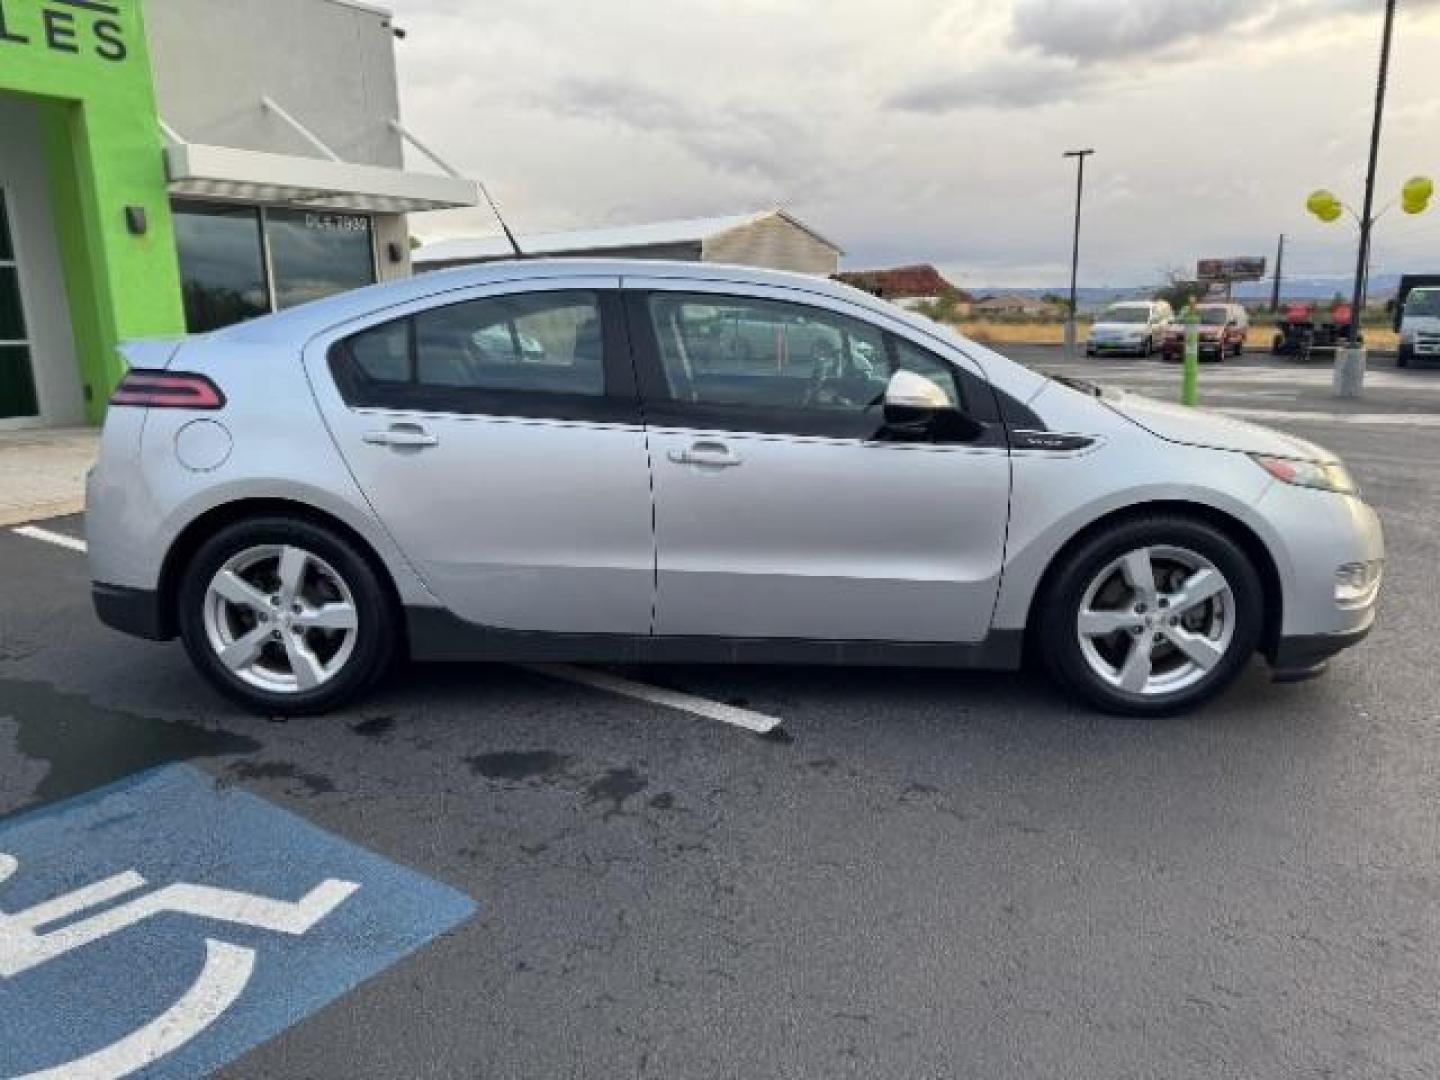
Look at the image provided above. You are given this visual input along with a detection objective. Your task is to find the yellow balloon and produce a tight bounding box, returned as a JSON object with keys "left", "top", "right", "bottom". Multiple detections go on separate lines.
{"left": 1403, "top": 197, "right": 1428, "bottom": 215}
{"left": 1403, "top": 175, "right": 1434, "bottom": 203}
{"left": 1307, "top": 189, "right": 1339, "bottom": 216}
{"left": 1320, "top": 205, "right": 1343, "bottom": 223}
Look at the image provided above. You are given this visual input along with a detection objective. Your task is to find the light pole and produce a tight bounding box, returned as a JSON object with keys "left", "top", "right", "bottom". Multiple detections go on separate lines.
{"left": 1063, "top": 149, "right": 1095, "bottom": 361}
{"left": 1350, "top": 0, "right": 1397, "bottom": 353}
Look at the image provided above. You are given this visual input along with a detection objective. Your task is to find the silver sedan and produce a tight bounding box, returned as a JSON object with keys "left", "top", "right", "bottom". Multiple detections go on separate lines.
{"left": 87, "top": 260, "right": 1383, "bottom": 716}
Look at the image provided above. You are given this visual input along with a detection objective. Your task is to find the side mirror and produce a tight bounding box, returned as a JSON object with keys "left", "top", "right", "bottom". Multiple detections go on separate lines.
{"left": 882, "top": 370, "right": 982, "bottom": 442}
{"left": 885, "top": 369, "right": 951, "bottom": 413}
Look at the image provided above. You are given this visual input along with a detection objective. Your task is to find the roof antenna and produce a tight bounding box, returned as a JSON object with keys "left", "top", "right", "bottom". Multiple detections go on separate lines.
{"left": 479, "top": 180, "right": 524, "bottom": 259}
{"left": 387, "top": 119, "right": 525, "bottom": 259}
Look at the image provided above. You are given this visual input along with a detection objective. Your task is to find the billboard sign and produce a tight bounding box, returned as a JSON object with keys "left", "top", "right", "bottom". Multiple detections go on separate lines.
{"left": 1197, "top": 257, "right": 1267, "bottom": 283}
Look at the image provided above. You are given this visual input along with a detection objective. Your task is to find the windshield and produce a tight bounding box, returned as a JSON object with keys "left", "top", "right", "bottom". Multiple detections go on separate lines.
{"left": 1197, "top": 308, "right": 1229, "bottom": 326}
{"left": 1103, "top": 307, "right": 1150, "bottom": 324}
{"left": 1406, "top": 290, "right": 1440, "bottom": 318}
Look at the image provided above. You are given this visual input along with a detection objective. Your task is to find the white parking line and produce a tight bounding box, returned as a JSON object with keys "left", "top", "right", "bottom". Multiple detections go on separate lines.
{"left": 523, "top": 663, "right": 783, "bottom": 736}
{"left": 9, "top": 524, "right": 784, "bottom": 737}
{"left": 12, "top": 525, "right": 88, "bottom": 554}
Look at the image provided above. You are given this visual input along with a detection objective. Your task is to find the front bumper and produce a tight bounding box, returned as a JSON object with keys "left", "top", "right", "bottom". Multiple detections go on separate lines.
{"left": 1269, "top": 613, "right": 1375, "bottom": 681}
{"left": 93, "top": 583, "right": 172, "bottom": 641}
{"left": 1160, "top": 340, "right": 1225, "bottom": 359}
{"left": 1087, "top": 339, "right": 1148, "bottom": 355}
{"left": 1255, "top": 481, "right": 1383, "bottom": 672}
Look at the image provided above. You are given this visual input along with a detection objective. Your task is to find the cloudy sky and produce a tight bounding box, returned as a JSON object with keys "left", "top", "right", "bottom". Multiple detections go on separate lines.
{"left": 392, "top": 0, "right": 1440, "bottom": 287}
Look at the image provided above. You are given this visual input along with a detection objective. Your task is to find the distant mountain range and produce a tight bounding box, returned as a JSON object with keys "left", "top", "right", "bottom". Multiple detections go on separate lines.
{"left": 978, "top": 274, "right": 1408, "bottom": 313}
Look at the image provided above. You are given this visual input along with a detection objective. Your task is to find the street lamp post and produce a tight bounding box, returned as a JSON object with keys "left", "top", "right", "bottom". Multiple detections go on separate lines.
{"left": 1333, "top": 0, "right": 1398, "bottom": 397}
{"left": 1063, "top": 149, "right": 1094, "bottom": 361}
{"left": 1351, "top": 0, "right": 1397, "bottom": 347}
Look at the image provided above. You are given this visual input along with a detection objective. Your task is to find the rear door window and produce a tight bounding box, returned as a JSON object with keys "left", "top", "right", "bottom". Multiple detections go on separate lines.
{"left": 414, "top": 291, "right": 605, "bottom": 395}
{"left": 329, "top": 290, "right": 634, "bottom": 421}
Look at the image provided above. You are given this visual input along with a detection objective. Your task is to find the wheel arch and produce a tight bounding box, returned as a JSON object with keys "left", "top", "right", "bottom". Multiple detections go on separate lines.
{"left": 1022, "top": 499, "right": 1284, "bottom": 662}
{"left": 156, "top": 498, "right": 407, "bottom": 650}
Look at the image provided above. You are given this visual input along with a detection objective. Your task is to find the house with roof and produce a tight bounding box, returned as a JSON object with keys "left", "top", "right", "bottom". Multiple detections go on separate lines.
{"left": 414, "top": 208, "right": 842, "bottom": 276}
{"left": 834, "top": 264, "right": 970, "bottom": 313}
{"left": 971, "top": 293, "right": 1062, "bottom": 318}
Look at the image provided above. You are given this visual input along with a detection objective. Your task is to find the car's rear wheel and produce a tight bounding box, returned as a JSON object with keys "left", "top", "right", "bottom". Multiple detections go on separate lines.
{"left": 178, "top": 517, "right": 396, "bottom": 715}
{"left": 1038, "top": 517, "right": 1263, "bottom": 716}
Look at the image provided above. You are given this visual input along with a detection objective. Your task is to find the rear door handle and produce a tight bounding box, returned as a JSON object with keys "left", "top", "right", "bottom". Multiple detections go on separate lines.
{"left": 668, "top": 441, "right": 743, "bottom": 468}
{"left": 362, "top": 424, "right": 439, "bottom": 449}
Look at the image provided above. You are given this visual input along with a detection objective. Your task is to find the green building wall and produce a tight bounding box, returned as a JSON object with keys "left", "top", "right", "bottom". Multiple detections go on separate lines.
{"left": 0, "top": 0, "right": 184, "bottom": 422}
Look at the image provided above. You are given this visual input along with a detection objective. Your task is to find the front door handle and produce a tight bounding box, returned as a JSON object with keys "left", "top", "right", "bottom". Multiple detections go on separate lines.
{"left": 363, "top": 424, "right": 439, "bottom": 449}
{"left": 668, "top": 441, "right": 743, "bottom": 468}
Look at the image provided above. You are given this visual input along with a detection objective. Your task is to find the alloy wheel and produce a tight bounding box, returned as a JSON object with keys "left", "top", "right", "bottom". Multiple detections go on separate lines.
{"left": 202, "top": 544, "right": 359, "bottom": 694}
{"left": 1075, "top": 544, "right": 1236, "bottom": 697}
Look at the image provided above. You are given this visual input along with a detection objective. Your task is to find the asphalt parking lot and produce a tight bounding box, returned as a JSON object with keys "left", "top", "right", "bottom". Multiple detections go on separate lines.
{"left": 3, "top": 347, "right": 1440, "bottom": 1078}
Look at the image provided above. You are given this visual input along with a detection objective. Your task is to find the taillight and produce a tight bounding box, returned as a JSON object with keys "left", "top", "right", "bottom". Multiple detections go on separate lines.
{"left": 109, "top": 369, "right": 225, "bottom": 410}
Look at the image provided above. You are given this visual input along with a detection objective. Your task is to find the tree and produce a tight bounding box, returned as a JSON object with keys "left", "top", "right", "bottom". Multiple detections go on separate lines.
{"left": 1153, "top": 267, "right": 1206, "bottom": 312}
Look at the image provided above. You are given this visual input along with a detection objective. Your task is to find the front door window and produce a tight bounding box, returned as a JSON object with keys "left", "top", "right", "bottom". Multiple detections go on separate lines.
{"left": 0, "top": 190, "right": 39, "bottom": 420}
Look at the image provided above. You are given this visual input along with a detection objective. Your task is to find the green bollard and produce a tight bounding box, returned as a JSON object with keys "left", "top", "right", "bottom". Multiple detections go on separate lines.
{"left": 1181, "top": 302, "right": 1200, "bottom": 407}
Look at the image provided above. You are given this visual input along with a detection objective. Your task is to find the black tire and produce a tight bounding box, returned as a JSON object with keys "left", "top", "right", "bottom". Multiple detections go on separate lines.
{"left": 178, "top": 516, "right": 397, "bottom": 716}
{"left": 1036, "top": 515, "right": 1264, "bottom": 717}
{"left": 1398, "top": 345, "right": 1412, "bottom": 369}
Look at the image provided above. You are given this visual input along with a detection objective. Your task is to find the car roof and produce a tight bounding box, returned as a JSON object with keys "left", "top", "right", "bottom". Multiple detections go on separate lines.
{"left": 215, "top": 259, "right": 888, "bottom": 344}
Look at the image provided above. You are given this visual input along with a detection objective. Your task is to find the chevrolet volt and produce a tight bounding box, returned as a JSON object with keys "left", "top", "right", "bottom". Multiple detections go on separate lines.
{"left": 87, "top": 261, "right": 1383, "bottom": 717}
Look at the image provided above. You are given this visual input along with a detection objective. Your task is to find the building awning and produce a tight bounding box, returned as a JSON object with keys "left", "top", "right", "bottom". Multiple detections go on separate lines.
{"left": 165, "top": 142, "right": 481, "bottom": 214}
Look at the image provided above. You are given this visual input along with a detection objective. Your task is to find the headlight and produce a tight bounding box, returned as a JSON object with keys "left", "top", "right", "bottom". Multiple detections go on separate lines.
{"left": 1252, "top": 454, "right": 1359, "bottom": 496}
{"left": 1335, "top": 560, "right": 1383, "bottom": 605}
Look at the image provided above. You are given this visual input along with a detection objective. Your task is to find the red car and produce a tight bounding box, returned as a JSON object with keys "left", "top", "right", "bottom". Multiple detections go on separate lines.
{"left": 1161, "top": 304, "right": 1248, "bottom": 362}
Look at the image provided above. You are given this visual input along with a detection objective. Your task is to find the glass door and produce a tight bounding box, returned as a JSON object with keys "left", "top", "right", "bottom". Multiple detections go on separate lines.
{"left": 0, "top": 189, "right": 40, "bottom": 421}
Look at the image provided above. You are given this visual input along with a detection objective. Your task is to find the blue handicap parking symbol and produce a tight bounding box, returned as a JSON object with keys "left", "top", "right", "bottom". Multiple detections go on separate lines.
{"left": 0, "top": 763, "right": 476, "bottom": 1079}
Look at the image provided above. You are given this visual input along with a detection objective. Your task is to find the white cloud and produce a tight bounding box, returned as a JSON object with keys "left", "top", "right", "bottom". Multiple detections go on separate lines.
{"left": 391, "top": 0, "right": 1440, "bottom": 285}
{"left": 888, "top": 57, "right": 1100, "bottom": 111}
{"left": 1010, "top": 0, "right": 1265, "bottom": 63}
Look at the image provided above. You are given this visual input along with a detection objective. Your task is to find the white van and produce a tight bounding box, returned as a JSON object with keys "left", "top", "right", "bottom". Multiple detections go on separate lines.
{"left": 1398, "top": 287, "right": 1440, "bottom": 368}
{"left": 1086, "top": 300, "right": 1174, "bottom": 358}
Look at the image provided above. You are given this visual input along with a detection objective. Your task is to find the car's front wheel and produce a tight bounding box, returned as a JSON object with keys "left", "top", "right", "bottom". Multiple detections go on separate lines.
{"left": 178, "top": 517, "right": 397, "bottom": 715}
{"left": 1038, "top": 517, "right": 1263, "bottom": 715}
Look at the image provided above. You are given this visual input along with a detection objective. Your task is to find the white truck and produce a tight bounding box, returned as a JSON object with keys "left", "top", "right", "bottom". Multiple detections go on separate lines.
{"left": 1396, "top": 277, "right": 1440, "bottom": 368}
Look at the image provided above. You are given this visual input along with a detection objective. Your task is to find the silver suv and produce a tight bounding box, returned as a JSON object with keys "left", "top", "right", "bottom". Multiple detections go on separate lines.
{"left": 87, "top": 261, "right": 1383, "bottom": 716}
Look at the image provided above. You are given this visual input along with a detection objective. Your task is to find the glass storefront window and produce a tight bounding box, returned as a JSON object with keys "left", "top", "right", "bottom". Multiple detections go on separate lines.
{"left": 266, "top": 210, "right": 375, "bottom": 311}
{"left": 173, "top": 203, "right": 270, "bottom": 333}
{"left": 0, "top": 198, "right": 12, "bottom": 262}
{"left": 0, "top": 192, "right": 39, "bottom": 420}
{"left": 171, "top": 203, "right": 378, "bottom": 333}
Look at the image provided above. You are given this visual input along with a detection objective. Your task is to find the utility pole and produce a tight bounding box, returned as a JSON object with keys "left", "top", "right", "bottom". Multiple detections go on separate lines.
{"left": 1270, "top": 234, "right": 1285, "bottom": 313}
{"left": 1337, "top": 0, "right": 1398, "bottom": 397}
{"left": 1063, "top": 149, "right": 1095, "bottom": 361}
